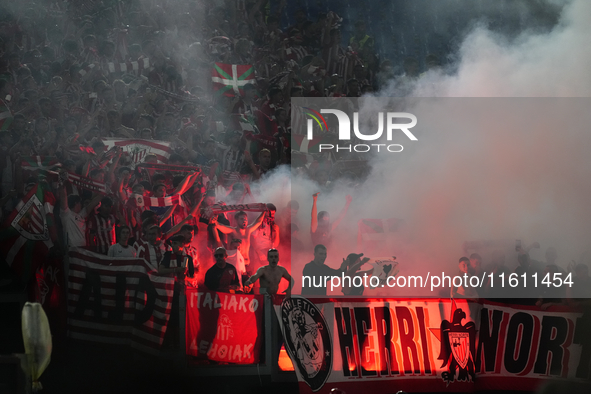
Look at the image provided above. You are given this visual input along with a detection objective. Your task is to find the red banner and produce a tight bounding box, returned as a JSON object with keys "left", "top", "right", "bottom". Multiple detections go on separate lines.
{"left": 185, "top": 288, "right": 264, "bottom": 364}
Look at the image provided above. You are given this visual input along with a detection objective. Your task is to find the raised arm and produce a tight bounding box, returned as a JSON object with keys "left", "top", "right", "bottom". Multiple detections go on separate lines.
{"left": 244, "top": 266, "right": 265, "bottom": 287}
{"left": 106, "top": 148, "right": 123, "bottom": 185}
{"left": 59, "top": 183, "right": 68, "bottom": 211}
{"left": 117, "top": 175, "right": 127, "bottom": 202}
{"left": 84, "top": 193, "right": 103, "bottom": 215}
{"left": 158, "top": 205, "right": 176, "bottom": 227}
{"left": 344, "top": 257, "right": 371, "bottom": 277}
{"left": 331, "top": 195, "right": 352, "bottom": 232}
{"left": 244, "top": 140, "right": 261, "bottom": 180}
{"left": 247, "top": 210, "right": 267, "bottom": 233}
{"left": 311, "top": 192, "right": 319, "bottom": 233}
{"left": 212, "top": 215, "right": 235, "bottom": 234}
{"left": 162, "top": 214, "right": 192, "bottom": 241}
{"left": 271, "top": 223, "right": 280, "bottom": 248}
{"left": 162, "top": 197, "right": 203, "bottom": 240}
{"left": 321, "top": 12, "right": 335, "bottom": 47}
{"left": 173, "top": 171, "right": 199, "bottom": 195}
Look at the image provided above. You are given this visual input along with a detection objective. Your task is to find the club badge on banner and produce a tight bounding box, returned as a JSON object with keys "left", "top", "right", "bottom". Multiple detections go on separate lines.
{"left": 275, "top": 297, "right": 591, "bottom": 394}
{"left": 185, "top": 288, "right": 264, "bottom": 364}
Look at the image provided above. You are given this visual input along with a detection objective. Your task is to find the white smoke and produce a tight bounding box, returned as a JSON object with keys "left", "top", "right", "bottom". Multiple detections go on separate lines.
{"left": 287, "top": 0, "right": 591, "bottom": 296}
{"left": 407, "top": 0, "right": 591, "bottom": 97}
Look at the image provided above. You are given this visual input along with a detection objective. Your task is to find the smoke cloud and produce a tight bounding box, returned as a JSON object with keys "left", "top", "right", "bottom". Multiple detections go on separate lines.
{"left": 288, "top": 0, "right": 591, "bottom": 296}
{"left": 408, "top": 0, "right": 591, "bottom": 97}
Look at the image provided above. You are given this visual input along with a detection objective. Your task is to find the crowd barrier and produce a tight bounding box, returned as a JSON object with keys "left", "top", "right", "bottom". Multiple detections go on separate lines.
{"left": 65, "top": 249, "right": 591, "bottom": 392}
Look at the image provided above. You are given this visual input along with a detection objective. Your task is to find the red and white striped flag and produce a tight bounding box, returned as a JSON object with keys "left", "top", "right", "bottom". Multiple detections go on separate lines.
{"left": 106, "top": 58, "right": 149, "bottom": 74}
{"left": 129, "top": 193, "right": 186, "bottom": 208}
{"left": 67, "top": 247, "right": 175, "bottom": 353}
{"left": 101, "top": 138, "right": 172, "bottom": 164}
{"left": 78, "top": 63, "right": 95, "bottom": 77}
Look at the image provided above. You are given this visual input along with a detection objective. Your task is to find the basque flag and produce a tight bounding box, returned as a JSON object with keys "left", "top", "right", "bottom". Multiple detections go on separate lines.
{"left": 212, "top": 63, "right": 255, "bottom": 97}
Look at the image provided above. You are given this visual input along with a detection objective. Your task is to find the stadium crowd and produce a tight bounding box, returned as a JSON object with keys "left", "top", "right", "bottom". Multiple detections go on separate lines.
{"left": 0, "top": 0, "right": 386, "bottom": 294}
{"left": 0, "top": 0, "right": 588, "bottom": 306}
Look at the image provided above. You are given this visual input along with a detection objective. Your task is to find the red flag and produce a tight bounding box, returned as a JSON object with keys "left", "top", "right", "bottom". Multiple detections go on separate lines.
{"left": 185, "top": 288, "right": 264, "bottom": 363}
{"left": 211, "top": 63, "right": 255, "bottom": 97}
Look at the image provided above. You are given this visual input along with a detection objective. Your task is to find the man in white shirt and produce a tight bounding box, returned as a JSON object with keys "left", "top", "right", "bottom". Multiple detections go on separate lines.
{"left": 60, "top": 184, "right": 102, "bottom": 248}
{"left": 108, "top": 225, "right": 137, "bottom": 258}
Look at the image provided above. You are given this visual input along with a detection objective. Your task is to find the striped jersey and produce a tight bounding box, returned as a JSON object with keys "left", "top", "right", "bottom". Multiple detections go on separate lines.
{"left": 135, "top": 240, "right": 171, "bottom": 269}
{"left": 86, "top": 213, "right": 117, "bottom": 255}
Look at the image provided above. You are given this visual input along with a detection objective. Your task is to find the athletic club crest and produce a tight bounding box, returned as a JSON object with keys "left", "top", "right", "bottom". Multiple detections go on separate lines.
{"left": 281, "top": 297, "right": 332, "bottom": 392}
{"left": 123, "top": 143, "right": 153, "bottom": 163}
{"left": 11, "top": 194, "right": 49, "bottom": 241}
{"left": 438, "top": 307, "right": 476, "bottom": 383}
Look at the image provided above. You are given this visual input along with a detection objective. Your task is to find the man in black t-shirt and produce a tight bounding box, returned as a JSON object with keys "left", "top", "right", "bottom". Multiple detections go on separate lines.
{"left": 205, "top": 247, "right": 240, "bottom": 292}
{"left": 302, "top": 245, "right": 369, "bottom": 296}
{"left": 302, "top": 244, "right": 348, "bottom": 296}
